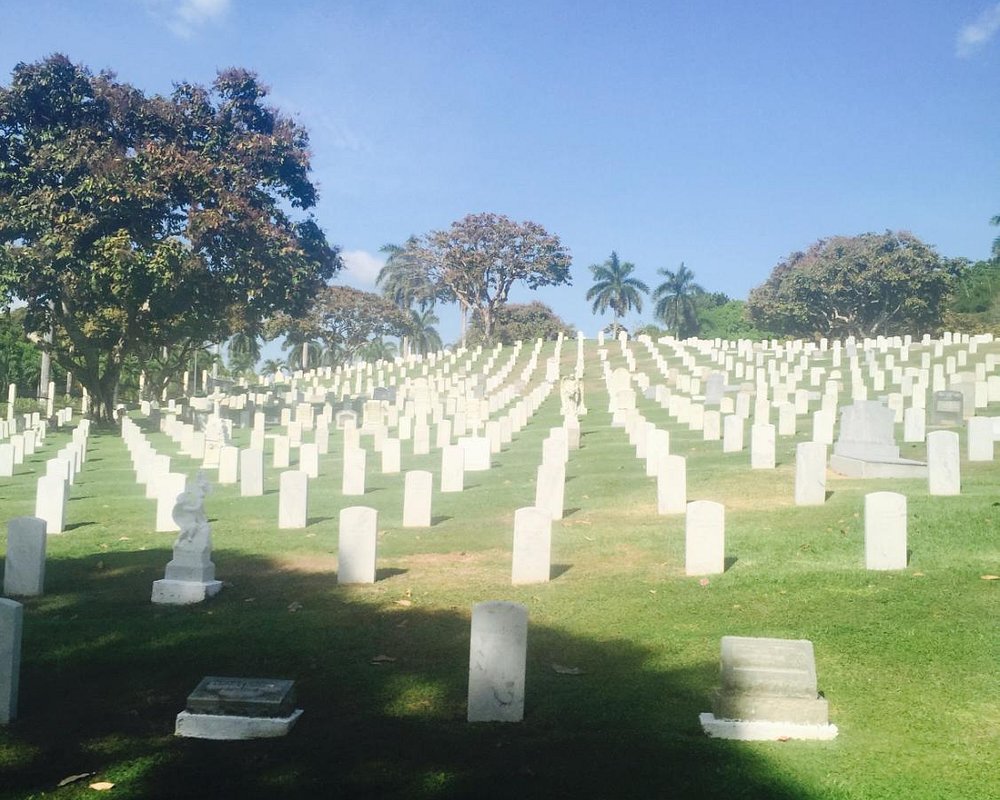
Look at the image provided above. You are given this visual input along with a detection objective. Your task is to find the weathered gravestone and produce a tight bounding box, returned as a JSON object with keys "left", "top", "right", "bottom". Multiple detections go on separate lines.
{"left": 467, "top": 601, "right": 528, "bottom": 723}
{"left": 0, "top": 598, "right": 22, "bottom": 724}
{"left": 865, "top": 492, "right": 907, "bottom": 570}
{"left": 175, "top": 676, "right": 303, "bottom": 739}
{"left": 685, "top": 500, "right": 725, "bottom": 575}
{"left": 829, "top": 400, "right": 926, "bottom": 478}
{"left": 699, "top": 636, "right": 837, "bottom": 740}
{"left": 927, "top": 430, "right": 961, "bottom": 496}
{"left": 929, "top": 390, "right": 964, "bottom": 427}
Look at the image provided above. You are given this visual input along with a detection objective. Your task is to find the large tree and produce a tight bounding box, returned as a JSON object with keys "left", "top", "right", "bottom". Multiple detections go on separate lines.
{"left": 585, "top": 251, "right": 648, "bottom": 335}
{"left": 653, "top": 262, "right": 703, "bottom": 339}
{"left": 746, "top": 231, "right": 958, "bottom": 339}
{"left": 0, "top": 55, "right": 340, "bottom": 421}
{"left": 467, "top": 301, "right": 573, "bottom": 346}
{"left": 269, "top": 285, "right": 410, "bottom": 363}
{"left": 421, "top": 213, "right": 571, "bottom": 345}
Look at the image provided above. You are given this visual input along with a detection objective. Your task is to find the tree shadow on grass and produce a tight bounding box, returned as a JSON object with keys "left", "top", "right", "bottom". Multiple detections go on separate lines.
{"left": 4, "top": 549, "right": 821, "bottom": 800}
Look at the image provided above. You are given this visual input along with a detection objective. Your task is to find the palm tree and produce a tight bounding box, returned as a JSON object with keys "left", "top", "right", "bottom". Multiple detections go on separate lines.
{"left": 653, "top": 262, "right": 704, "bottom": 339}
{"left": 227, "top": 329, "right": 262, "bottom": 374}
{"left": 585, "top": 252, "right": 649, "bottom": 335}
{"left": 260, "top": 359, "right": 285, "bottom": 379}
{"left": 408, "top": 307, "right": 443, "bottom": 355}
{"left": 358, "top": 337, "right": 397, "bottom": 363}
{"left": 991, "top": 214, "right": 1000, "bottom": 260}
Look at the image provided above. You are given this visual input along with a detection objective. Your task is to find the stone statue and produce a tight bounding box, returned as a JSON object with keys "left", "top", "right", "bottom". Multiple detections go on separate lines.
{"left": 560, "top": 374, "right": 587, "bottom": 417}
{"left": 173, "top": 471, "right": 212, "bottom": 550}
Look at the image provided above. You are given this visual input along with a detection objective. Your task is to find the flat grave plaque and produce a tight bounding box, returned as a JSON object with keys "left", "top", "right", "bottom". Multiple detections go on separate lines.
{"left": 186, "top": 677, "right": 296, "bottom": 718}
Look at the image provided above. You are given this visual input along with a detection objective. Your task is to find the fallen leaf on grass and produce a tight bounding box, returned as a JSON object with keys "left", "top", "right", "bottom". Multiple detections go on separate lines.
{"left": 981, "top": 575, "right": 999, "bottom": 581}
{"left": 776, "top": 736, "right": 790, "bottom": 743}
{"left": 551, "top": 663, "right": 585, "bottom": 675}
{"left": 699, "top": 578, "right": 710, "bottom": 587}
{"left": 370, "top": 655, "right": 397, "bottom": 664}
{"left": 58, "top": 773, "right": 95, "bottom": 787}
{"left": 89, "top": 782, "right": 115, "bottom": 791}
{"left": 584, "top": 536, "right": 595, "bottom": 542}
{"left": 117, "top": 537, "right": 130, "bottom": 541}
{"left": 394, "top": 599, "right": 412, "bottom": 607}
{"left": 305, "top": 533, "right": 316, "bottom": 538}
{"left": 287, "top": 601, "right": 303, "bottom": 612}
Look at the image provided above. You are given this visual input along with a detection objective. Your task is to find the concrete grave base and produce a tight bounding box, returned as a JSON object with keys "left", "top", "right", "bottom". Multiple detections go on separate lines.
{"left": 175, "top": 708, "right": 303, "bottom": 740}
{"left": 829, "top": 454, "right": 927, "bottom": 479}
{"left": 699, "top": 713, "right": 838, "bottom": 741}
{"left": 151, "top": 579, "right": 222, "bottom": 605}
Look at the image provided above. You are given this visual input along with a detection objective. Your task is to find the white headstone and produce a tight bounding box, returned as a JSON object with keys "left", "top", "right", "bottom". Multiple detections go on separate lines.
{"left": 534, "top": 460, "right": 566, "bottom": 521}
{"left": 217, "top": 446, "right": 239, "bottom": 484}
{"left": 3, "top": 517, "right": 47, "bottom": 596}
{"left": 278, "top": 471, "right": 308, "bottom": 529}
{"left": 511, "top": 507, "right": 552, "bottom": 585}
{"left": 927, "top": 430, "right": 960, "bottom": 496}
{"left": 440, "top": 444, "right": 465, "bottom": 492}
{"left": 34, "top": 475, "right": 66, "bottom": 534}
{"left": 156, "top": 472, "right": 188, "bottom": 532}
{"left": 685, "top": 500, "right": 725, "bottom": 576}
{"left": 794, "top": 442, "right": 827, "bottom": 506}
{"left": 657, "top": 454, "right": 686, "bottom": 514}
{"left": 342, "top": 447, "right": 366, "bottom": 496}
{"left": 865, "top": 492, "right": 907, "bottom": 570}
{"left": 750, "top": 423, "right": 776, "bottom": 470}
{"left": 402, "top": 470, "right": 433, "bottom": 527}
{"left": 967, "top": 417, "right": 995, "bottom": 462}
{"left": 299, "top": 442, "right": 320, "bottom": 479}
{"left": 467, "top": 601, "right": 528, "bottom": 723}
{"left": 337, "top": 506, "right": 378, "bottom": 584}
{"left": 239, "top": 449, "right": 264, "bottom": 497}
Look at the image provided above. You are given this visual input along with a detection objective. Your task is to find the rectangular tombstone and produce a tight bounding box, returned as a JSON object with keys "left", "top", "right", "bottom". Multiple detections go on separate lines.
{"left": 467, "top": 601, "right": 528, "bottom": 723}
{"left": 750, "top": 423, "right": 776, "bottom": 470}
{"left": 966, "top": 417, "right": 994, "bottom": 462}
{"left": 3, "top": 517, "right": 47, "bottom": 596}
{"left": 685, "top": 500, "right": 725, "bottom": 575}
{"left": 511, "top": 507, "right": 552, "bottom": 585}
{"left": 722, "top": 415, "right": 744, "bottom": 453}
{"left": 703, "top": 410, "right": 721, "bottom": 441}
{"left": 342, "top": 447, "right": 366, "bottom": 496}
{"left": 705, "top": 636, "right": 833, "bottom": 733}
{"left": 0, "top": 599, "right": 23, "bottom": 723}
{"left": 812, "top": 408, "right": 835, "bottom": 445}
{"left": 542, "top": 431, "right": 569, "bottom": 466}
{"left": 865, "top": 491, "right": 907, "bottom": 570}
{"left": 272, "top": 435, "right": 290, "bottom": 469}
{"left": 278, "top": 470, "right": 308, "bottom": 529}
{"left": 435, "top": 419, "right": 452, "bottom": 449}
{"left": 34, "top": 474, "right": 67, "bottom": 534}
{"left": 646, "top": 429, "right": 670, "bottom": 477}
{"left": 299, "top": 442, "right": 320, "bottom": 478}
{"left": 182, "top": 675, "right": 297, "bottom": 718}
{"left": 794, "top": 442, "right": 827, "bottom": 506}
{"left": 458, "top": 436, "right": 491, "bottom": 471}
{"left": 412, "top": 422, "right": 431, "bottom": 455}
{"left": 337, "top": 506, "right": 378, "bottom": 584}
{"left": 380, "top": 437, "right": 401, "bottom": 474}
{"left": 777, "top": 403, "right": 796, "bottom": 436}
{"left": 440, "top": 444, "right": 465, "bottom": 492}
{"left": 534, "top": 460, "right": 566, "bottom": 521}
{"left": 402, "top": 470, "right": 433, "bottom": 527}
{"left": 657, "top": 454, "right": 687, "bottom": 514}
{"left": 0, "top": 444, "right": 13, "bottom": 477}
{"left": 240, "top": 449, "right": 264, "bottom": 497}
{"left": 217, "top": 446, "right": 239, "bottom": 484}
{"left": 902, "top": 406, "right": 926, "bottom": 443}
{"left": 927, "top": 430, "right": 960, "bottom": 495}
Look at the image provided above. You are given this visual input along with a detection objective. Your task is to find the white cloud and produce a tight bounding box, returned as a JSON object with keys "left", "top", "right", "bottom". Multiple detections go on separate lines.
{"left": 340, "top": 249, "right": 384, "bottom": 287}
{"left": 146, "top": 0, "right": 231, "bottom": 39}
{"left": 956, "top": 3, "right": 1000, "bottom": 57}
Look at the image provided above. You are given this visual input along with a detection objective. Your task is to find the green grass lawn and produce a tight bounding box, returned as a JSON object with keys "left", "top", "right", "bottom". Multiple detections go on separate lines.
{"left": 1, "top": 340, "right": 998, "bottom": 799}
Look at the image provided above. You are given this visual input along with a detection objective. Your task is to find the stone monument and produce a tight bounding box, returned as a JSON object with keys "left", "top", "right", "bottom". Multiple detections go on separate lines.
{"left": 829, "top": 400, "right": 926, "bottom": 478}
{"left": 175, "top": 676, "right": 303, "bottom": 739}
{"left": 151, "top": 472, "right": 223, "bottom": 604}
{"left": 699, "top": 636, "right": 837, "bottom": 741}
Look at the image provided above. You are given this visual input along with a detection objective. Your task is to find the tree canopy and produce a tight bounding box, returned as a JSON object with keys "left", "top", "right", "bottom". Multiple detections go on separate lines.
{"left": 268, "top": 285, "right": 411, "bottom": 364}
{"left": 421, "top": 213, "right": 571, "bottom": 344}
{"left": 746, "top": 231, "right": 958, "bottom": 339}
{"left": 0, "top": 55, "right": 340, "bottom": 419}
{"left": 467, "top": 301, "right": 572, "bottom": 346}
{"left": 585, "top": 251, "right": 648, "bottom": 335}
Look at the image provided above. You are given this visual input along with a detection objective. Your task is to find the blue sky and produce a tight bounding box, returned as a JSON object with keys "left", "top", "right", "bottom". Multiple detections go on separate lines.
{"left": 4, "top": 1, "right": 999, "bottom": 346}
